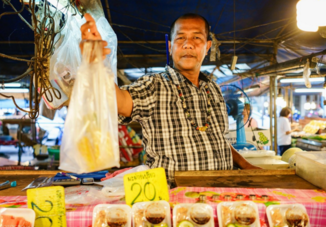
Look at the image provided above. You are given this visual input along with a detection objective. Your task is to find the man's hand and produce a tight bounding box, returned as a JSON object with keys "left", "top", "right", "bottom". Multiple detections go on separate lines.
{"left": 241, "top": 162, "right": 262, "bottom": 170}
{"left": 80, "top": 13, "right": 111, "bottom": 59}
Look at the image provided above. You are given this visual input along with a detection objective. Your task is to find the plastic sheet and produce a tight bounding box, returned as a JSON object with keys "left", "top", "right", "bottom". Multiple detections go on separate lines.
{"left": 96, "top": 165, "right": 150, "bottom": 196}
{"left": 59, "top": 40, "right": 119, "bottom": 173}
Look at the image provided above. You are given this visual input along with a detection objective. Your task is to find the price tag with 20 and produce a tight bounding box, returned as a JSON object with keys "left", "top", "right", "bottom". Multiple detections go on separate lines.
{"left": 27, "top": 186, "right": 67, "bottom": 227}
{"left": 123, "top": 167, "right": 169, "bottom": 205}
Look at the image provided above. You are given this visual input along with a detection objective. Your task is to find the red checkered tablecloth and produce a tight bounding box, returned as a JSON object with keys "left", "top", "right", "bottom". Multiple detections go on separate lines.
{"left": 1, "top": 187, "right": 326, "bottom": 227}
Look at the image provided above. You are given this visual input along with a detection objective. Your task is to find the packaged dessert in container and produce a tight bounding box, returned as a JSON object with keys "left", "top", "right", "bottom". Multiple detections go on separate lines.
{"left": 132, "top": 201, "right": 171, "bottom": 227}
{"left": 92, "top": 204, "right": 131, "bottom": 227}
{"left": 0, "top": 208, "right": 35, "bottom": 227}
{"left": 266, "top": 204, "right": 310, "bottom": 227}
{"left": 173, "top": 203, "right": 214, "bottom": 227}
{"left": 217, "top": 201, "right": 260, "bottom": 227}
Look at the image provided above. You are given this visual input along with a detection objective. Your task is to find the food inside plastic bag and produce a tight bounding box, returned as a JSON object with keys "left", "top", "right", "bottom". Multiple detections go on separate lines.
{"left": 173, "top": 203, "right": 214, "bottom": 227}
{"left": 217, "top": 201, "right": 260, "bottom": 227}
{"left": 92, "top": 204, "right": 131, "bottom": 227}
{"left": 266, "top": 204, "right": 310, "bottom": 227}
{"left": 132, "top": 201, "right": 171, "bottom": 227}
{"left": 59, "top": 40, "right": 119, "bottom": 173}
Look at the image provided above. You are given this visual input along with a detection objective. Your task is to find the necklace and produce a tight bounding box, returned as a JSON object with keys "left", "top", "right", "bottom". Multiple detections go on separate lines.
{"left": 177, "top": 84, "right": 211, "bottom": 132}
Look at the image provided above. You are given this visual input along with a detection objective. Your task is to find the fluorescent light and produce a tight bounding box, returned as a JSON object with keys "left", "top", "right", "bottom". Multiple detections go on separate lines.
{"left": 0, "top": 88, "right": 29, "bottom": 93}
{"left": 281, "top": 78, "right": 324, "bottom": 83}
{"left": 3, "top": 83, "right": 21, "bottom": 88}
{"left": 295, "top": 88, "right": 324, "bottom": 93}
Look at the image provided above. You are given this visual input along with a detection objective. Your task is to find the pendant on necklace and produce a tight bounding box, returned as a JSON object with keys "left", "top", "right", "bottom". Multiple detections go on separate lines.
{"left": 199, "top": 126, "right": 208, "bottom": 132}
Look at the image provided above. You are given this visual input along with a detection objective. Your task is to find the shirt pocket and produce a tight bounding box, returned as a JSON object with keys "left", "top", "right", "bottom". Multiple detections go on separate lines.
{"left": 211, "top": 93, "right": 229, "bottom": 134}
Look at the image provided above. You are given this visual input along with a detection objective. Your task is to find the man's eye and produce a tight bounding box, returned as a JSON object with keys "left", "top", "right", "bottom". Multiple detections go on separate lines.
{"left": 194, "top": 37, "right": 201, "bottom": 39}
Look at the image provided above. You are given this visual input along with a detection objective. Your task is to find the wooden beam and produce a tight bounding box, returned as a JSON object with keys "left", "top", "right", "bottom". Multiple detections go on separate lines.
{"left": 118, "top": 40, "right": 274, "bottom": 44}
{"left": 119, "top": 53, "right": 273, "bottom": 58}
{"left": 239, "top": 49, "right": 326, "bottom": 77}
{"left": 0, "top": 41, "right": 34, "bottom": 44}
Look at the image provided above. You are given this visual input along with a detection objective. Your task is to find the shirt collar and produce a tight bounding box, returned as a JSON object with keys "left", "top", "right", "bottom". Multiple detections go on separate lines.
{"left": 165, "top": 65, "right": 211, "bottom": 85}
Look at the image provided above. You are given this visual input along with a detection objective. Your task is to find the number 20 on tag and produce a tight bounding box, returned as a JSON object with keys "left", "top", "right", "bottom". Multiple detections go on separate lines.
{"left": 123, "top": 167, "right": 169, "bottom": 205}
{"left": 27, "top": 186, "right": 67, "bottom": 227}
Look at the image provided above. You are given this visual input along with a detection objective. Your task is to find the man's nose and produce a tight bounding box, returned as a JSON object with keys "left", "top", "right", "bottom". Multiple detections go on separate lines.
{"left": 182, "top": 38, "right": 194, "bottom": 49}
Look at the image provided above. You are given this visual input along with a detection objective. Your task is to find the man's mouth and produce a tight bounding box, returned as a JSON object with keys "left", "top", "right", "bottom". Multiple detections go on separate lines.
{"left": 182, "top": 55, "right": 195, "bottom": 58}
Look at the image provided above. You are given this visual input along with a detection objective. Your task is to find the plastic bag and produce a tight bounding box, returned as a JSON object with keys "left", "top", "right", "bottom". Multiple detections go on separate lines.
{"left": 47, "top": 13, "right": 117, "bottom": 109}
{"left": 59, "top": 40, "right": 119, "bottom": 173}
{"left": 96, "top": 165, "right": 150, "bottom": 196}
{"left": 64, "top": 186, "right": 123, "bottom": 205}
{"left": 303, "top": 59, "right": 311, "bottom": 88}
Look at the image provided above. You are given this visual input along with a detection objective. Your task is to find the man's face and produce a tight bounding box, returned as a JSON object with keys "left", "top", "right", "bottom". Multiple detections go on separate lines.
{"left": 169, "top": 18, "right": 212, "bottom": 72}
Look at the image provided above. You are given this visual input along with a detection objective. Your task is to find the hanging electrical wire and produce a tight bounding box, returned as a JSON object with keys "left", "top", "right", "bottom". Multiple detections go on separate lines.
{"left": 0, "top": 0, "right": 79, "bottom": 119}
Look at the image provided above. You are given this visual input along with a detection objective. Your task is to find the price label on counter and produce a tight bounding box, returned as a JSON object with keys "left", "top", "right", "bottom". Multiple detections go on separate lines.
{"left": 27, "top": 186, "right": 67, "bottom": 227}
{"left": 123, "top": 167, "right": 169, "bottom": 205}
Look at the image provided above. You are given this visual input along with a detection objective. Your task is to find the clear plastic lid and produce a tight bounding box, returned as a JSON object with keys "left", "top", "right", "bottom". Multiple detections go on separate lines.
{"left": 144, "top": 202, "right": 166, "bottom": 224}
{"left": 132, "top": 201, "right": 171, "bottom": 227}
{"left": 266, "top": 204, "right": 310, "bottom": 227}
{"left": 92, "top": 204, "right": 131, "bottom": 227}
{"left": 107, "top": 207, "right": 128, "bottom": 226}
{"left": 173, "top": 203, "right": 214, "bottom": 227}
{"left": 217, "top": 201, "right": 260, "bottom": 227}
{"left": 189, "top": 204, "right": 211, "bottom": 225}
{"left": 234, "top": 204, "right": 257, "bottom": 225}
{"left": 285, "top": 207, "right": 309, "bottom": 227}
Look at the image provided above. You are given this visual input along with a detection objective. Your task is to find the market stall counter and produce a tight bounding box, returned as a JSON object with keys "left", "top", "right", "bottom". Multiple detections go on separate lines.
{"left": 0, "top": 169, "right": 325, "bottom": 227}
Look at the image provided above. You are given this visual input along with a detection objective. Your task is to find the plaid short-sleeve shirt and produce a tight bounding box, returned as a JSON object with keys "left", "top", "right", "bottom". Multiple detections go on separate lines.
{"left": 119, "top": 66, "right": 233, "bottom": 185}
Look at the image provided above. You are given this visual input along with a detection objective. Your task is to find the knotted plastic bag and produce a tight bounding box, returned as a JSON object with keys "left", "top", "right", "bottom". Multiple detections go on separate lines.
{"left": 59, "top": 40, "right": 120, "bottom": 173}
{"left": 47, "top": 14, "right": 117, "bottom": 109}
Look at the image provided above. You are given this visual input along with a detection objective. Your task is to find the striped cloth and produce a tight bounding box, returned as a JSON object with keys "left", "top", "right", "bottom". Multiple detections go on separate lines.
{"left": 118, "top": 65, "right": 232, "bottom": 186}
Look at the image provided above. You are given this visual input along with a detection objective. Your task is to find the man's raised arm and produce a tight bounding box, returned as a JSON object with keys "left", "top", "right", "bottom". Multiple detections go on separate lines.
{"left": 80, "top": 13, "right": 133, "bottom": 117}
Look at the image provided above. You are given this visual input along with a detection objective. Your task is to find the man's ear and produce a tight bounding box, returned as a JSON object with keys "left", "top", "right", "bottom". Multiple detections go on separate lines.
{"left": 168, "top": 41, "right": 172, "bottom": 56}
{"left": 206, "top": 40, "right": 212, "bottom": 55}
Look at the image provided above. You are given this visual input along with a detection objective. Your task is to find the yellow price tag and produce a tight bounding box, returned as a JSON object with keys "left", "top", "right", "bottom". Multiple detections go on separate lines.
{"left": 27, "top": 186, "right": 67, "bottom": 227}
{"left": 123, "top": 167, "right": 169, "bottom": 205}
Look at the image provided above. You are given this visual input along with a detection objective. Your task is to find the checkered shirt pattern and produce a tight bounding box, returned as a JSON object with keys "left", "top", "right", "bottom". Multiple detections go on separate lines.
{"left": 119, "top": 65, "right": 233, "bottom": 185}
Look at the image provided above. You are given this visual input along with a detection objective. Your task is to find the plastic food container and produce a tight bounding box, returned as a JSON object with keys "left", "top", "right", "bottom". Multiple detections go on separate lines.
{"left": 266, "top": 204, "right": 310, "bottom": 227}
{"left": 132, "top": 201, "right": 171, "bottom": 227}
{"left": 92, "top": 204, "right": 131, "bottom": 227}
{"left": 295, "top": 151, "right": 326, "bottom": 190}
{"left": 0, "top": 208, "right": 35, "bottom": 227}
{"left": 217, "top": 201, "right": 260, "bottom": 227}
{"left": 173, "top": 203, "right": 214, "bottom": 227}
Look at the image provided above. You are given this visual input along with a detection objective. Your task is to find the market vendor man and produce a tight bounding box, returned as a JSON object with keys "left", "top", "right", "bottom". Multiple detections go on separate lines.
{"left": 80, "top": 13, "right": 260, "bottom": 187}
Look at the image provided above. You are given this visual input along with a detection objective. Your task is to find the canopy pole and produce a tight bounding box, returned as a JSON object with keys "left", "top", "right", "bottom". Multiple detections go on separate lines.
{"left": 269, "top": 77, "right": 274, "bottom": 151}
{"left": 273, "top": 76, "right": 278, "bottom": 154}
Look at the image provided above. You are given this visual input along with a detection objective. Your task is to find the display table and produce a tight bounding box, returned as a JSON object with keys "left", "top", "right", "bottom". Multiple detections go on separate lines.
{"left": 1, "top": 187, "right": 326, "bottom": 227}
{"left": 0, "top": 170, "right": 325, "bottom": 227}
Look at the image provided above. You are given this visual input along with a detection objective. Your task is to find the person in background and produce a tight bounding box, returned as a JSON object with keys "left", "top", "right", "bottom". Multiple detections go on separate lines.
{"left": 242, "top": 103, "right": 258, "bottom": 129}
{"left": 277, "top": 107, "right": 298, "bottom": 155}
